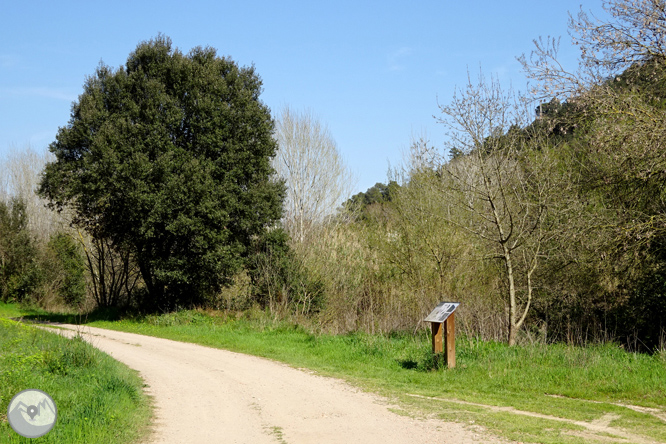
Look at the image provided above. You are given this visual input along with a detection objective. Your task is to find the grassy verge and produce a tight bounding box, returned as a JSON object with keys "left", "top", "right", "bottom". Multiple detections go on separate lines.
{"left": 8, "top": 304, "right": 666, "bottom": 443}
{"left": 0, "top": 304, "right": 151, "bottom": 443}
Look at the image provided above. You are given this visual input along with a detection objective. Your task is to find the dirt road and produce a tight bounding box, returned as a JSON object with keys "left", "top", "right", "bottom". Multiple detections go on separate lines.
{"left": 51, "top": 324, "right": 507, "bottom": 443}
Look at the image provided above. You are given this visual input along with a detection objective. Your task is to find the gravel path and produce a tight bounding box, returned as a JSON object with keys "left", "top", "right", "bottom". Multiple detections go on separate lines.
{"left": 50, "top": 324, "right": 508, "bottom": 444}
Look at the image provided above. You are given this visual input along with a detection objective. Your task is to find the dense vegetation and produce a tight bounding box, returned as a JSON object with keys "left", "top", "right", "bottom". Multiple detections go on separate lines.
{"left": 1, "top": 1, "right": 666, "bottom": 352}
{"left": 0, "top": 197, "right": 86, "bottom": 310}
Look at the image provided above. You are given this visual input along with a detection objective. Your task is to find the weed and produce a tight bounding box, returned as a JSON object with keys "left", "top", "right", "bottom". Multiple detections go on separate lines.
{"left": 0, "top": 317, "right": 150, "bottom": 443}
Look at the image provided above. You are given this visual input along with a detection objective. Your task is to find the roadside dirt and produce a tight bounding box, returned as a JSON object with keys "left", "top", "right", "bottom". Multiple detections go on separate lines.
{"left": 49, "top": 324, "right": 509, "bottom": 444}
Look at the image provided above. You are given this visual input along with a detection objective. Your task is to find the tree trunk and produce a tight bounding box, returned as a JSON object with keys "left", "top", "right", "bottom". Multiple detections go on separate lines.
{"left": 504, "top": 244, "right": 519, "bottom": 346}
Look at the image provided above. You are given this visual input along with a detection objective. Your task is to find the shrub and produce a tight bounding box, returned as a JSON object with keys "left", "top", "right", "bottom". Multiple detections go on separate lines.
{"left": 247, "top": 227, "right": 324, "bottom": 316}
{"left": 0, "top": 197, "right": 42, "bottom": 303}
{"left": 46, "top": 232, "right": 86, "bottom": 306}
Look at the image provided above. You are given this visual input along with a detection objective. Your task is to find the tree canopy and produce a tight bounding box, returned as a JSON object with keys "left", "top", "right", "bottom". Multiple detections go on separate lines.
{"left": 344, "top": 181, "right": 399, "bottom": 217}
{"left": 39, "top": 36, "right": 284, "bottom": 309}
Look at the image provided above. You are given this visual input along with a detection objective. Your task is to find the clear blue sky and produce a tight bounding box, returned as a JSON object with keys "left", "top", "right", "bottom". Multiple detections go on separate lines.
{"left": 1, "top": 1, "right": 604, "bottom": 194}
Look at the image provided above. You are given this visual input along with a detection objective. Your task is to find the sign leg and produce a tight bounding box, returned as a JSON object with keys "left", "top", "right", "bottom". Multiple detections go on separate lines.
{"left": 444, "top": 313, "right": 455, "bottom": 368}
{"left": 431, "top": 322, "right": 443, "bottom": 354}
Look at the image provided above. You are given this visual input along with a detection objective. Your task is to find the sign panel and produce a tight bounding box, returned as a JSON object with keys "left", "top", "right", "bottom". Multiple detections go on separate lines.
{"left": 424, "top": 301, "right": 459, "bottom": 323}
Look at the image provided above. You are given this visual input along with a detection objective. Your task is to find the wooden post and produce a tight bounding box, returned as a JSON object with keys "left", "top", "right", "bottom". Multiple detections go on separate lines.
{"left": 444, "top": 313, "right": 455, "bottom": 368}
{"left": 431, "top": 321, "right": 443, "bottom": 354}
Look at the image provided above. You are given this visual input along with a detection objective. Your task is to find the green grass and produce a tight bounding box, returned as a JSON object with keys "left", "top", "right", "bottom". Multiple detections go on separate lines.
{"left": 7, "top": 303, "right": 666, "bottom": 443}
{"left": 0, "top": 306, "right": 150, "bottom": 443}
{"left": 0, "top": 302, "right": 44, "bottom": 319}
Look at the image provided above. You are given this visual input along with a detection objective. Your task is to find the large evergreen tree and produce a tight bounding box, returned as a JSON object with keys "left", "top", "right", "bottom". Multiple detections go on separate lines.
{"left": 39, "top": 36, "right": 284, "bottom": 309}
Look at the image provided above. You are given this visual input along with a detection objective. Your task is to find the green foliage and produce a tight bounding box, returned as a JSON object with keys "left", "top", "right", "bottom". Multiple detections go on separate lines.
{"left": 144, "top": 309, "right": 215, "bottom": 326}
{"left": 279, "top": 51, "right": 666, "bottom": 348}
{"left": 45, "top": 232, "right": 86, "bottom": 306}
{"left": 532, "top": 57, "right": 666, "bottom": 350}
{"left": 613, "top": 260, "right": 666, "bottom": 351}
{"left": 377, "top": 171, "right": 506, "bottom": 339}
{"left": 428, "top": 47, "right": 666, "bottom": 349}
{"left": 344, "top": 181, "right": 399, "bottom": 219}
{"left": 39, "top": 35, "right": 284, "bottom": 310}
{"left": 0, "top": 198, "right": 42, "bottom": 303}
{"left": 609, "top": 58, "right": 666, "bottom": 109}
{"left": 247, "top": 228, "right": 325, "bottom": 315}
{"left": 532, "top": 98, "right": 584, "bottom": 138}
{"left": 43, "top": 334, "right": 97, "bottom": 375}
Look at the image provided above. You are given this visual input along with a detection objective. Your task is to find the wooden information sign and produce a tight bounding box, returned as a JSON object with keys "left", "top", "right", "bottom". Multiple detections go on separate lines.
{"left": 424, "top": 302, "right": 459, "bottom": 368}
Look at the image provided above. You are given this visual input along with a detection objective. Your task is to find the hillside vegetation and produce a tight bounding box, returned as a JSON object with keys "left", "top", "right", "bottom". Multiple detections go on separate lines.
{"left": 1, "top": 0, "right": 665, "bottom": 352}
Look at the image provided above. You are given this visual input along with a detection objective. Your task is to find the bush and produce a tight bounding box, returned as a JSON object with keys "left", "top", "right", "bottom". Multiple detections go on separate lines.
{"left": 0, "top": 197, "right": 42, "bottom": 303}
{"left": 247, "top": 227, "right": 324, "bottom": 316}
{"left": 0, "top": 200, "right": 89, "bottom": 309}
{"left": 45, "top": 232, "right": 87, "bottom": 306}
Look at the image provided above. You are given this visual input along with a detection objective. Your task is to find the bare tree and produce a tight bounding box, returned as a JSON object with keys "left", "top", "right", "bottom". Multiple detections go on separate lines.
{"left": 273, "top": 107, "right": 355, "bottom": 242}
{"left": 520, "top": 0, "right": 666, "bottom": 244}
{"left": 0, "top": 146, "right": 69, "bottom": 240}
{"left": 513, "top": 0, "right": 666, "bottom": 348}
{"left": 572, "top": 0, "right": 666, "bottom": 69}
{"left": 436, "top": 72, "right": 563, "bottom": 345}
{"left": 519, "top": 0, "right": 666, "bottom": 101}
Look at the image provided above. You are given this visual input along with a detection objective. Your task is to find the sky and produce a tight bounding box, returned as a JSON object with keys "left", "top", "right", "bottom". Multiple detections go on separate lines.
{"left": 1, "top": 1, "right": 606, "bottom": 195}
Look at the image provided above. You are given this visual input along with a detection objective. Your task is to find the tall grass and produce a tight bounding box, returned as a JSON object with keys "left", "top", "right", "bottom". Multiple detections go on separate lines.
{"left": 285, "top": 217, "right": 507, "bottom": 340}
{"left": 0, "top": 317, "right": 150, "bottom": 443}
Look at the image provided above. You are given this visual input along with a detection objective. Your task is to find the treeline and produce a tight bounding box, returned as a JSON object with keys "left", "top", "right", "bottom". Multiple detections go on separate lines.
{"left": 0, "top": 150, "right": 84, "bottom": 308}
{"left": 247, "top": 0, "right": 666, "bottom": 351}
{"left": 3, "top": 1, "right": 665, "bottom": 352}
